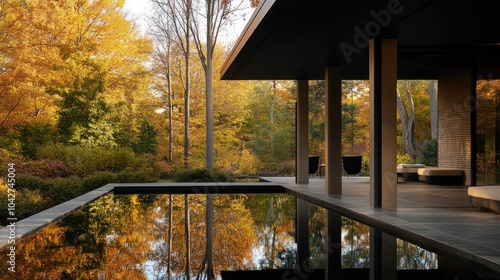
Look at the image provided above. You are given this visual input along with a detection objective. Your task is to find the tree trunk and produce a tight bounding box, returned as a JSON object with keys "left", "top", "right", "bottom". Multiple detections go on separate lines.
{"left": 270, "top": 81, "right": 276, "bottom": 152}
{"left": 205, "top": 0, "right": 214, "bottom": 169}
{"left": 397, "top": 81, "right": 416, "bottom": 160}
{"left": 0, "top": 97, "right": 21, "bottom": 127}
{"left": 190, "top": 0, "right": 243, "bottom": 169}
{"left": 428, "top": 80, "right": 438, "bottom": 139}
{"left": 167, "top": 44, "right": 173, "bottom": 162}
{"left": 184, "top": 16, "right": 190, "bottom": 170}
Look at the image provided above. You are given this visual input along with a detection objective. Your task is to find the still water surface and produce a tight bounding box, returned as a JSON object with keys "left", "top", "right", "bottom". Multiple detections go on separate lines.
{"left": 0, "top": 193, "right": 439, "bottom": 279}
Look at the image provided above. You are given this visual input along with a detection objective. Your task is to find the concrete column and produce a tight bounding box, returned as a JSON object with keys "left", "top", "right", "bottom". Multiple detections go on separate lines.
{"left": 325, "top": 210, "right": 342, "bottom": 280}
{"left": 370, "top": 228, "right": 397, "bottom": 280}
{"left": 369, "top": 38, "right": 397, "bottom": 208}
{"left": 296, "top": 198, "right": 309, "bottom": 272}
{"left": 325, "top": 67, "right": 343, "bottom": 194}
{"left": 297, "top": 80, "right": 309, "bottom": 184}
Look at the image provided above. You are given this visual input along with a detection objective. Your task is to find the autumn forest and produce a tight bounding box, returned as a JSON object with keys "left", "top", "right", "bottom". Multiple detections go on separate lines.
{"left": 0, "top": 0, "right": 442, "bottom": 180}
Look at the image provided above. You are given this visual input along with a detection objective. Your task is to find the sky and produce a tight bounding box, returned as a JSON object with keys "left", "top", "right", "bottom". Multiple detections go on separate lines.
{"left": 123, "top": 0, "right": 252, "bottom": 43}
{"left": 123, "top": 0, "right": 150, "bottom": 33}
{"left": 124, "top": 0, "right": 148, "bottom": 13}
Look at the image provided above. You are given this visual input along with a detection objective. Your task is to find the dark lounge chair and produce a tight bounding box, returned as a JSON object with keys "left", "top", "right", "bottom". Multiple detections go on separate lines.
{"left": 309, "top": 155, "right": 320, "bottom": 175}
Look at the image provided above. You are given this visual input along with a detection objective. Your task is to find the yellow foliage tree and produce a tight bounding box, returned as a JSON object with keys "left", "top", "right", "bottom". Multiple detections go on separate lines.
{"left": 0, "top": 0, "right": 152, "bottom": 149}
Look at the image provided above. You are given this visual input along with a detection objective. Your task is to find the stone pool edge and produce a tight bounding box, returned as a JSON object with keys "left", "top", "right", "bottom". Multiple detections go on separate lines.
{"left": 0, "top": 184, "right": 115, "bottom": 252}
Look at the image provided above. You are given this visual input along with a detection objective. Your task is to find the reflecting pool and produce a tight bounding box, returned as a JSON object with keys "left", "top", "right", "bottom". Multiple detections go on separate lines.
{"left": 0, "top": 193, "right": 477, "bottom": 279}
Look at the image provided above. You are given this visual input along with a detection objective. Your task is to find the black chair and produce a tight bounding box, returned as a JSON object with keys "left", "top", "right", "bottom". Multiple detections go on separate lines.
{"left": 342, "top": 155, "right": 362, "bottom": 175}
{"left": 309, "top": 155, "right": 320, "bottom": 175}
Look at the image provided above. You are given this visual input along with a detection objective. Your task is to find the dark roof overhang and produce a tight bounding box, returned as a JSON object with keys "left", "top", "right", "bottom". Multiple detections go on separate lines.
{"left": 221, "top": 0, "right": 500, "bottom": 80}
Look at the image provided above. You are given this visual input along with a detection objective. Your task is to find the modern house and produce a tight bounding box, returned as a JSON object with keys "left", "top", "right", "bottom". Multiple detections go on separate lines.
{"left": 221, "top": 0, "right": 500, "bottom": 208}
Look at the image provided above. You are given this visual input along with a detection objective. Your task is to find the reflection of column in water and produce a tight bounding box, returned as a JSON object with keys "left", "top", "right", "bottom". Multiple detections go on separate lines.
{"left": 296, "top": 198, "right": 309, "bottom": 272}
{"left": 370, "top": 228, "right": 397, "bottom": 280}
{"left": 326, "top": 211, "right": 341, "bottom": 279}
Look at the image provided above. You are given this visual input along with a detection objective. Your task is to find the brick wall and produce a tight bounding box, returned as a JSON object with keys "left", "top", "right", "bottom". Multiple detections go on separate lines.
{"left": 438, "top": 67, "right": 472, "bottom": 185}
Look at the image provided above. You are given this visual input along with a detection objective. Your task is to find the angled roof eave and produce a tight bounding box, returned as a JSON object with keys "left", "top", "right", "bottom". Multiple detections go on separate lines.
{"left": 221, "top": 0, "right": 296, "bottom": 80}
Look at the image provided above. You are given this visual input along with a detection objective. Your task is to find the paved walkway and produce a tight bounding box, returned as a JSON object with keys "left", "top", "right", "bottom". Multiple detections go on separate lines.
{"left": 262, "top": 177, "right": 500, "bottom": 278}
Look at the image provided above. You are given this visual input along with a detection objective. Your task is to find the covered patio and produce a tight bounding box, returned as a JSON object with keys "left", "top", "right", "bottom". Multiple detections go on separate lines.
{"left": 221, "top": 0, "right": 500, "bottom": 278}
{"left": 260, "top": 176, "right": 500, "bottom": 279}
{"left": 222, "top": 0, "right": 500, "bottom": 208}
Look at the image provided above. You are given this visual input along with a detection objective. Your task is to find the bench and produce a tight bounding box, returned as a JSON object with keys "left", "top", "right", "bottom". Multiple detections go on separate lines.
{"left": 417, "top": 167, "right": 465, "bottom": 185}
{"left": 397, "top": 163, "right": 426, "bottom": 181}
{"left": 468, "top": 186, "right": 500, "bottom": 214}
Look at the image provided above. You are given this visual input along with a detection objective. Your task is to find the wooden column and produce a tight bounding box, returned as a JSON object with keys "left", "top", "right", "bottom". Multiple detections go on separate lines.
{"left": 369, "top": 38, "right": 397, "bottom": 208}
{"left": 325, "top": 67, "right": 342, "bottom": 194}
{"left": 297, "top": 80, "right": 309, "bottom": 184}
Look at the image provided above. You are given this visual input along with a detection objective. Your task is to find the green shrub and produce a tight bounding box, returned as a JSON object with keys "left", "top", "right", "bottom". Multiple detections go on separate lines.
{"left": 133, "top": 121, "right": 158, "bottom": 155}
{"left": 210, "top": 170, "right": 235, "bottom": 182}
{"left": 101, "top": 148, "right": 138, "bottom": 173}
{"left": 174, "top": 168, "right": 234, "bottom": 182}
{"left": 277, "top": 160, "right": 295, "bottom": 176}
{"left": 134, "top": 154, "right": 162, "bottom": 177}
{"left": 0, "top": 127, "right": 21, "bottom": 158}
{"left": 39, "top": 145, "right": 138, "bottom": 176}
{"left": 157, "top": 160, "right": 174, "bottom": 179}
{"left": 18, "top": 122, "right": 56, "bottom": 159}
{"left": 359, "top": 155, "right": 370, "bottom": 176}
{"left": 0, "top": 148, "right": 14, "bottom": 177}
{"left": 118, "top": 167, "right": 159, "bottom": 183}
{"left": 0, "top": 184, "right": 45, "bottom": 224}
{"left": 16, "top": 174, "right": 53, "bottom": 192}
{"left": 16, "top": 188, "right": 45, "bottom": 220}
{"left": 64, "top": 146, "right": 138, "bottom": 177}
{"left": 37, "top": 144, "right": 163, "bottom": 179}
{"left": 46, "top": 176, "right": 85, "bottom": 205}
{"left": 18, "top": 159, "right": 73, "bottom": 179}
{"left": 397, "top": 154, "right": 413, "bottom": 165}
{"left": 82, "top": 171, "right": 119, "bottom": 193}
{"left": 422, "top": 139, "right": 438, "bottom": 166}
{"left": 36, "top": 143, "right": 69, "bottom": 161}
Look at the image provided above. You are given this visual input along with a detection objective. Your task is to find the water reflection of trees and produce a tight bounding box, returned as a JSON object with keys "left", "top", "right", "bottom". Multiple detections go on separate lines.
{"left": 306, "top": 204, "right": 371, "bottom": 269}
{"left": 7, "top": 194, "right": 154, "bottom": 279}
{"left": 309, "top": 203, "right": 327, "bottom": 269}
{"left": 397, "top": 240, "right": 438, "bottom": 270}
{"left": 1, "top": 193, "right": 438, "bottom": 279}
{"left": 146, "top": 194, "right": 259, "bottom": 278}
{"left": 342, "top": 216, "right": 370, "bottom": 268}
{"left": 307, "top": 204, "right": 438, "bottom": 271}
{"left": 2, "top": 194, "right": 262, "bottom": 279}
{"left": 244, "top": 193, "right": 296, "bottom": 270}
